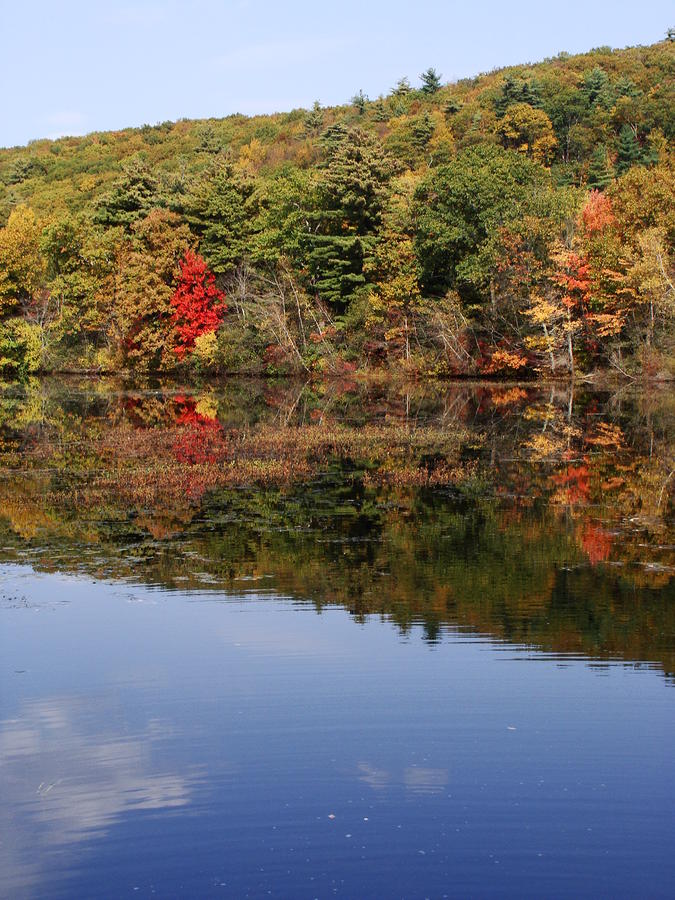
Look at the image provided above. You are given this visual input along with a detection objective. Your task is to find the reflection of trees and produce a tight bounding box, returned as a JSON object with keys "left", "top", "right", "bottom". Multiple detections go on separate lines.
{"left": 0, "top": 377, "right": 673, "bottom": 676}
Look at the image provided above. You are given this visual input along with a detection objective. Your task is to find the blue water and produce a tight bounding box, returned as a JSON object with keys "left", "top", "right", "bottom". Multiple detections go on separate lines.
{"left": 1, "top": 564, "right": 673, "bottom": 899}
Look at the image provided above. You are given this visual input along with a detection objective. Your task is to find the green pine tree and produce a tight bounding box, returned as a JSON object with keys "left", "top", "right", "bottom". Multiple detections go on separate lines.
{"left": 373, "top": 98, "right": 390, "bottom": 122}
{"left": 411, "top": 113, "right": 435, "bottom": 150}
{"left": 93, "top": 158, "right": 159, "bottom": 230}
{"left": 304, "top": 101, "right": 323, "bottom": 135}
{"left": 444, "top": 97, "right": 462, "bottom": 118}
{"left": 392, "top": 77, "right": 411, "bottom": 97}
{"left": 494, "top": 75, "right": 541, "bottom": 117}
{"left": 615, "top": 124, "right": 641, "bottom": 176}
{"left": 582, "top": 67, "right": 612, "bottom": 108}
{"left": 185, "top": 161, "right": 253, "bottom": 276}
{"left": 306, "top": 129, "right": 392, "bottom": 308}
{"left": 420, "top": 68, "right": 442, "bottom": 95}
{"left": 587, "top": 144, "right": 613, "bottom": 189}
{"left": 351, "top": 90, "right": 368, "bottom": 115}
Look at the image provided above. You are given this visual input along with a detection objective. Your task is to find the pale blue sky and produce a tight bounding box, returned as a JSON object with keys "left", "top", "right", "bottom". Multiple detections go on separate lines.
{"left": 2, "top": 1, "right": 671, "bottom": 148}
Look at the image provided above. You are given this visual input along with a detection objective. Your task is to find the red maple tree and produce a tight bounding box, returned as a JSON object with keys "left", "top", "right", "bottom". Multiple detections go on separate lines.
{"left": 171, "top": 251, "right": 226, "bottom": 358}
{"left": 581, "top": 190, "right": 615, "bottom": 236}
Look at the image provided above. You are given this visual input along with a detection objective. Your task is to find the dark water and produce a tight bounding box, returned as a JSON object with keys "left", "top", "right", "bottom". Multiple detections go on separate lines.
{"left": 1, "top": 378, "right": 674, "bottom": 898}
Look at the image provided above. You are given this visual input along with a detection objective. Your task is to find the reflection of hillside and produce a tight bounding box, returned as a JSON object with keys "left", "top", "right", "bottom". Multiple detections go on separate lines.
{"left": 0, "top": 378, "right": 673, "bottom": 678}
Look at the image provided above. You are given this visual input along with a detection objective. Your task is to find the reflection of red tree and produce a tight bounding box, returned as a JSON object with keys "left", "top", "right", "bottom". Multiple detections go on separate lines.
{"left": 172, "top": 396, "right": 226, "bottom": 465}
{"left": 580, "top": 522, "right": 613, "bottom": 566}
{"left": 552, "top": 462, "right": 590, "bottom": 504}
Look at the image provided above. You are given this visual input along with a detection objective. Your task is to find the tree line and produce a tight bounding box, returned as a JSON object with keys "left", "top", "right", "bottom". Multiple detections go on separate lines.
{"left": 0, "top": 38, "right": 673, "bottom": 378}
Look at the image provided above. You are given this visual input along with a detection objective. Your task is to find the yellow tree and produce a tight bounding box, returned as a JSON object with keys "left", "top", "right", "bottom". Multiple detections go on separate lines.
{"left": 608, "top": 161, "right": 675, "bottom": 358}
{"left": 0, "top": 206, "right": 44, "bottom": 316}
{"left": 624, "top": 228, "right": 674, "bottom": 351}
{"left": 365, "top": 174, "right": 423, "bottom": 362}
{"left": 113, "top": 210, "right": 193, "bottom": 369}
{"left": 497, "top": 103, "right": 558, "bottom": 165}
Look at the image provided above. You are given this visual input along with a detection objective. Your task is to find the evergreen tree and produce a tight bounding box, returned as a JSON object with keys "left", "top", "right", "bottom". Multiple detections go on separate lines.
{"left": 615, "top": 124, "right": 641, "bottom": 176}
{"left": 420, "top": 68, "right": 442, "bottom": 95}
{"left": 495, "top": 75, "right": 541, "bottom": 117}
{"left": 195, "top": 125, "right": 227, "bottom": 155}
{"left": 373, "top": 98, "right": 390, "bottom": 122}
{"left": 306, "top": 129, "right": 392, "bottom": 308}
{"left": 351, "top": 90, "right": 368, "bottom": 115}
{"left": 614, "top": 76, "right": 640, "bottom": 100}
{"left": 318, "top": 122, "right": 349, "bottom": 152}
{"left": 93, "top": 158, "right": 159, "bottom": 231}
{"left": 185, "top": 161, "right": 253, "bottom": 277}
{"left": 587, "top": 144, "right": 613, "bottom": 189}
{"left": 444, "top": 97, "right": 462, "bottom": 118}
{"left": 520, "top": 79, "right": 542, "bottom": 108}
{"left": 392, "top": 77, "right": 412, "bottom": 97}
{"left": 411, "top": 113, "right": 435, "bottom": 150}
{"left": 304, "top": 101, "right": 324, "bottom": 135}
{"left": 582, "top": 67, "right": 612, "bottom": 108}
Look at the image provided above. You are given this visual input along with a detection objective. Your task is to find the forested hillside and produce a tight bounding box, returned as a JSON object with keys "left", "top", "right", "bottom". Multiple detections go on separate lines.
{"left": 0, "top": 38, "right": 673, "bottom": 378}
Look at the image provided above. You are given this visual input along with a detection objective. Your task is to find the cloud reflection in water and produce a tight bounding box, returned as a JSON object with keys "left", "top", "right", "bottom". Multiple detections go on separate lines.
{"left": 0, "top": 697, "right": 197, "bottom": 895}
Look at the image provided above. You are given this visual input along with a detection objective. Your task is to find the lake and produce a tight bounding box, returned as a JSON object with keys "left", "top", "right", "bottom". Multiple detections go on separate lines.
{"left": 1, "top": 377, "right": 673, "bottom": 898}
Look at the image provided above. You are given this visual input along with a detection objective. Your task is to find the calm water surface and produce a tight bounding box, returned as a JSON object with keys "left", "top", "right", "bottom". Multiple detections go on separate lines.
{"left": 0, "top": 378, "right": 673, "bottom": 898}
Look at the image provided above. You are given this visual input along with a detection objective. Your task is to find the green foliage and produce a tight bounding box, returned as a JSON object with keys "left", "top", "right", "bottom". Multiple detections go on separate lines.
{"left": 413, "top": 143, "right": 549, "bottom": 298}
{"left": 306, "top": 128, "right": 393, "bottom": 308}
{"left": 410, "top": 113, "right": 435, "bottom": 149}
{"left": 615, "top": 124, "right": 641, "bottom": 176}
{"left": 494, "top": 74, "right": 541, "bottom": 117}
{"left": 93, "top": 157, "right": 159, "bottom": 230}
{"left": 420, "top": 68, "right": 442, "bottom": 95}
{"left": 304, "top": 101, "right": 323, "bottom": 135}
{"left": 351, "top": 90, "right": 368, "bottom": 114}
{"left": 251, "top": 167, "right": 314, "bottom": 267}
{"left": 39, "top": 216, "right": 119, "bottom": 352}
{"left": 6, "top": 155, "right": 48, "bottom": 185}
{"left": 184, "top": 160, "right": 254, "bottom": 277}
{"left": 0, "top": 38, "right": 672, "bottom": 377}
{"left": 587, "top": 144, "right": 613, "bottom": 189}
{"left": 444, "top": 97, "right": 462, "bottom": 117}
{"left": 582, "top": 67, "right": 613, "bottom": 109}
{"left": 194, "top": 124, "right": 227, "bottom": 155}
{"left": 0, "top": 318, "right": 42, "bottom": 375}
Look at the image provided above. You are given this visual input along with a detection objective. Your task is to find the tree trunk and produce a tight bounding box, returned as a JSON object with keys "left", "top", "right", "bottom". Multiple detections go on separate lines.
{"left": 543, "top": 323, "right": 555, "bottom": 373}
{"left": 567, "top": 329, "right": 574, "bottom": 378}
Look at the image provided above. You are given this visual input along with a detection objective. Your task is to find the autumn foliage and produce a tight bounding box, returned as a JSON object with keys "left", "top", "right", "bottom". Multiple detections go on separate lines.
{"left": 171, "top": 251, "right": 226, "bottom": 358}
{"left": 581, "top": 190, "right": 616, "bottom": 235}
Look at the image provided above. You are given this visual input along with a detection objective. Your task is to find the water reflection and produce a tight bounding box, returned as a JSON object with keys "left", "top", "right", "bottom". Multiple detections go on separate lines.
{"left": 0, "top": 376, "right": 673, "bottom": 681}
{"left": 0, "top": 696, "right": 196, "bottom": 896}
{"left": 0, "top": 377, "right": 673, "bottom": 896}
{"left": 1, "top": 562, "right": 674, "bottom": 898}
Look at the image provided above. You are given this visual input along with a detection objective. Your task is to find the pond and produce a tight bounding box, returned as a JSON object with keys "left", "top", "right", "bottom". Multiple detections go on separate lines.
{"left": 1, "top": 377, "right": 673, "bottom": 898}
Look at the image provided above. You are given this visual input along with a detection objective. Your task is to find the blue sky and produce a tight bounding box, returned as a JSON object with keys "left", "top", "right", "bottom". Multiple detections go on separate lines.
{"left": 2, "top": 1, "right": 671, "bottom": 148}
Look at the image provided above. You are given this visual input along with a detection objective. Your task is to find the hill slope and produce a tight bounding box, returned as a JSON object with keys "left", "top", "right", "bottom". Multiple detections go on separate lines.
{"left": 0, "top": 39, "right": 673, "bottom": 377}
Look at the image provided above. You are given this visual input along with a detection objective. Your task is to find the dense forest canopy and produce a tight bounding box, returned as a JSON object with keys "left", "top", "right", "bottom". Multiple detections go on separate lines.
{"left": 0, "top": 38, "right": 673, "bottom": 378}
